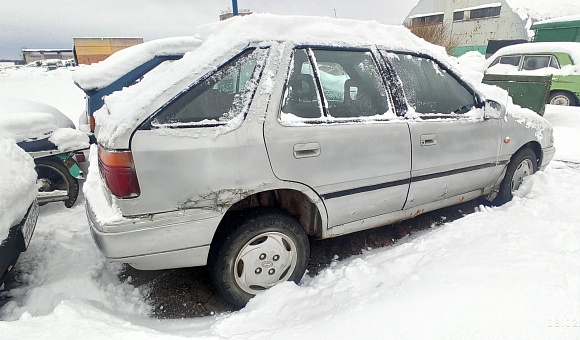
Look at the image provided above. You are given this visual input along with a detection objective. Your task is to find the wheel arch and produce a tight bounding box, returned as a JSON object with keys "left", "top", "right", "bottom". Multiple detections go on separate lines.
{"left": 521, "top": 141, "right": 542, "bottom": 169}
{"left": 209, "top": 186, "right": 326, "bottom": 255}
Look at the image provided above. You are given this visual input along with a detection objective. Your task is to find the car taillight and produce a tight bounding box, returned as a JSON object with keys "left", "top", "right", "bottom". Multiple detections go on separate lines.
{"left": 73, "top": 150, "right": 86, "bottom": 163}
{"left": 98, "top": 145, "right": 141, "bottom": 198}
{"left": 89, "top": 116, "right": 96, "bottom": 133}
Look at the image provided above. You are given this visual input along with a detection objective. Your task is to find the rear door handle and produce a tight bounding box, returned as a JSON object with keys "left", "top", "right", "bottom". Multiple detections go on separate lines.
{"left": 294, "top": 142, "right": 321, "bottom": 158}
{"left": 420, "top": 133, "right": 437, "bottom": 146}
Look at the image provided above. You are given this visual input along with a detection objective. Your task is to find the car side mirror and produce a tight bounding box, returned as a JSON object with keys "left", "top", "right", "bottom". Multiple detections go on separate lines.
{"left": 484, "top": 99, "right": 505, "bottom": 119}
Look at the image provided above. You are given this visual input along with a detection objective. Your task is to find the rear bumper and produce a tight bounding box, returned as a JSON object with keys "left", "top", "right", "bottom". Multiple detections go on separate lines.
{"left": 85, "top": 196, "right": 221, "bottom": 270}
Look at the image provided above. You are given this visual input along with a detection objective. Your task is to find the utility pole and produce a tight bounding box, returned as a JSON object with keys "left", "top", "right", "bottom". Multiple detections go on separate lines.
{"left": 232, "top": 0, "right": 239, "bottom": 16}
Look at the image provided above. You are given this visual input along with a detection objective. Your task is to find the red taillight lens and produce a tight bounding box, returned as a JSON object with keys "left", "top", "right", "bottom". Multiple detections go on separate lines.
{"left": 98, "top": 145, "right": 141, "bottom": 198}
{"left": 73, "top": 150, "right": 86, "bottom": 163}
{"left": 89, "top": 116, "right": 96, "bottom": 133}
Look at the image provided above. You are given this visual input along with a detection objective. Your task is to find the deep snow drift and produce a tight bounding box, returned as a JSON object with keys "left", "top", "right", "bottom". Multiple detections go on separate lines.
{"left": 1, "top": 45, "right": 579, "bottom": 340}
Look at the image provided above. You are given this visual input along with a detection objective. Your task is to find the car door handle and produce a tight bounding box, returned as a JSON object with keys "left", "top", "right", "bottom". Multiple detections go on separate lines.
{"left": 294, "top": 142, "right": 321, "bottom": 158}
{"left": 420, "top": 134, "right": 437, "bottom": 146}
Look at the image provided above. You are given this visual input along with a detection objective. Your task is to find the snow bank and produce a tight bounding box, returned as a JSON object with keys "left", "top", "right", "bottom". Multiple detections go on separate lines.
{"left": 0, "top": 138, "right": 37, "bottom": 243}
{"left": 72, "top": 37, "right": 203, "bottom": 91}
{"left": 95, "top": 14, "right": 449, "bottom": 148}
{"left": 544, "top": 105, "right": 580, "bottom": 163}
{"left": 0, "top": 204, "right": 150, "bottom": 323}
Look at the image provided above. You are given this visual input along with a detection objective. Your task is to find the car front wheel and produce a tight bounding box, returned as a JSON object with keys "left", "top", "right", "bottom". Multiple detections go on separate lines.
{"left": 209, "top": 208, "right": 310, "bottom": 307}
{"left": 493, "top": 148, "right": 537, "bottom": 205}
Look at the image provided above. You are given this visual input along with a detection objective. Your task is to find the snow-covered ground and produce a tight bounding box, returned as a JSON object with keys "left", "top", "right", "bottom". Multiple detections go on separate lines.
{"left": 1, "top": 61, "right": 580, "bottom": 339}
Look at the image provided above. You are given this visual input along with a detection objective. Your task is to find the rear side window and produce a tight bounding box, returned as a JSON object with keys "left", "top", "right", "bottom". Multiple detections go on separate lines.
{"left": 281, "top": 48, "right": 391, "bottom": 120}
{"left": 152, "top": 48, "right": 266, "bottom": 126}
{"left": 386, "top": 53, "right": 477, "bottom": 115}
{"left": 313, "top": 49, "right": 390, "bottom": 118}
{"left": 522, "top": 55, "right": 559, "bottom": 70}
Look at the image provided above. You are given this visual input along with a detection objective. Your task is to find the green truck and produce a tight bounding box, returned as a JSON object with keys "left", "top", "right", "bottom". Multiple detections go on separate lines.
{"left": 531, "top": 18, "right": 580, "bottom": 43}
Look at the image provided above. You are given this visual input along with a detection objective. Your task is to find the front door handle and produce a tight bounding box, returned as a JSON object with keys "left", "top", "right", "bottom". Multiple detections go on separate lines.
{"left": 420, "top": 134, "right": 437, "bottom": 146}
{"left": 294, "top": 142, "right": 321, "bottom": 158}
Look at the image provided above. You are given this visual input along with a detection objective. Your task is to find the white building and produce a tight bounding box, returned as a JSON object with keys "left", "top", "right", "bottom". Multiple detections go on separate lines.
{"left": 405, "top": 0, "right": 580, "bottom": 56}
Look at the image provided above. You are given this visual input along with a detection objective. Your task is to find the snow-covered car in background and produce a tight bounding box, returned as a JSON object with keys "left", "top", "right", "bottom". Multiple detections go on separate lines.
{"left": 0, "top": 137, "right": 39, "bottom": 286}
{"left": 484, "top": 42, "right": 580, "bottom": 106}
{"left": 0, "top": 98, "right": 89, "bottom": 207}
{"left": 73, "top": 37, "right": 202, "bottom": 136}
{"left": 84, "top": 14, "right": 556, "bottom": 307}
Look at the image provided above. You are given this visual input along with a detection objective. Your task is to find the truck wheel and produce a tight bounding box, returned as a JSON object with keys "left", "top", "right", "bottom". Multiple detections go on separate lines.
{"left": 209, "top": 208, "right": 310, "bottom": 307}
{"left": 548, "top": 91, "right": 577, "bottom": 106}
{"left": 492, "top": 148, "right": 537, "bottom": 206}
{"left": 35, "top": 158, "right": 79, "bottom": 208}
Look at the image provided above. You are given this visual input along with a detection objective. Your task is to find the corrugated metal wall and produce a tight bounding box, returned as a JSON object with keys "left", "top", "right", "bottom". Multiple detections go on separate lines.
{"left": 73, "top": 38, "right": 144, "bottom": 65}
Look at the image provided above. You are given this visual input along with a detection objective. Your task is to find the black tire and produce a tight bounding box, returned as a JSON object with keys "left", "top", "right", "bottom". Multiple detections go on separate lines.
{"left": 492, "top": 148, "right": 537, "bottom": 206}
{"left": 548, "top": 91, "right": 578, "bottom": 106}
{"left": 208, "top": 208, "right": 310, "bottom": 307}
{"left": 35, "top": 158, "right": 79, "bottom": 208}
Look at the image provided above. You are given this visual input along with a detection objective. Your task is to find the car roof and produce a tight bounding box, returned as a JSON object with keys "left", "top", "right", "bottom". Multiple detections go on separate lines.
{"left": 94, "top": 14, "right": 458, "bottom": 149}
{"left": 73, "top": 36, "right": 202, "bottom": 91}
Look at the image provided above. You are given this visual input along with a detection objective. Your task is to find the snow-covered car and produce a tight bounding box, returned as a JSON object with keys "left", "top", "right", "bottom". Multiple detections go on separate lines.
{"left": 85, "top": 14, "right": 556, "bottom": 307}
{"left": 73, "top": 37, "right": 202, "bottom": 135}
{"left": 0, "top": 98, "right": 89, "bottom": 207}
{"left": 0, "top": 137, "right": 39, "bottom": 286}
{"left": 484, "top": 42, "right": 580, "bottom": 106}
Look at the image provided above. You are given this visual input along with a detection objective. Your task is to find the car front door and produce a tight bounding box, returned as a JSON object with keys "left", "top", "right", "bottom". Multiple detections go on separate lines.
{"left": 383, "top": 51, "right": 501, "bottom": 209}
{"left": 265, "top": 47, "right": 411, "bottom": 229}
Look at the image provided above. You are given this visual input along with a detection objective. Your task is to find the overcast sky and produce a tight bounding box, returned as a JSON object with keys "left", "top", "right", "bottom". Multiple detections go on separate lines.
{"left": 0, "top": 0, "right": 419, "bottom": 60}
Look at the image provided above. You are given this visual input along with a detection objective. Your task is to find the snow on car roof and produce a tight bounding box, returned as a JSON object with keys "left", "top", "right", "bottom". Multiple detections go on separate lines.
{"left": 72, "top": 36, "right": 203, "bottom": 91}
{"left": 95, "top": 14, "right": 451, "bottom": 148}
{"left": 0, "top": 98, "right": 74, "bottom": 143}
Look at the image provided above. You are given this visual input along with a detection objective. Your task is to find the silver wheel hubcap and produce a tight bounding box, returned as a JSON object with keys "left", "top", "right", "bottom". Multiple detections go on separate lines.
{"left": 511, "top": 159, "right": 533, "bottom": 193}
{"left": 550, "top": 95, "right": 570, "bottom": 106}
{"left": 234, "top": 231, "right": 298, "bottom": 295}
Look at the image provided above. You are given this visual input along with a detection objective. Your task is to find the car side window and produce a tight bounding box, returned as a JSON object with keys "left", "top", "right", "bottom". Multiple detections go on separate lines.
{"left": 549, "top": 56, "right": 561, "bottom": 69}
{"left": 522, "top": 55, "right": 553, "bottom": 71}
{"left": 386, "top": 53, "right": 477, "bottom": 114}
{"left": 281, "top": 49, "right": 324, "bottom": 119}
{"left": 152, "top": 48, "right": 265, "bottom": 126}
{"left": 281, "top": 48, "right": 391, "bottom": 121}
{"left": 312, "top": 49, "right": 390, "bottom": 118}
{"left": 499, "top": 55, "right": 521, "bottom": 67}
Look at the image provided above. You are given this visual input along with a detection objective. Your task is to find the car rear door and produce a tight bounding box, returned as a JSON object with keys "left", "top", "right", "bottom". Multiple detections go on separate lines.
{"left": 264, "top": 47, "right": 411, "bottom": 229}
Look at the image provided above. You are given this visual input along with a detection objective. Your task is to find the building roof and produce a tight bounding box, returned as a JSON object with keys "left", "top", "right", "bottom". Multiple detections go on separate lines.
{"left": 531, "top": 15, "right": 580, "bottom": 29}
{"left": 504, "top": 0, "right": 580, "bottom": 22}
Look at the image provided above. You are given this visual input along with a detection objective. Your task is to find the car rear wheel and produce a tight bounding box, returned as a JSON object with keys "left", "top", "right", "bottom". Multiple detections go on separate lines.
{"left": 35, "top": 158, "right": 79, "bottom": 208}
{"left": 548, "top": 91, "right": 577, "bottom": 106}
{"left": 492, "top": 148, "right": 537, "bottom": 205}
{"left": 208, "top": 208, "right": 310, "bottom": 307}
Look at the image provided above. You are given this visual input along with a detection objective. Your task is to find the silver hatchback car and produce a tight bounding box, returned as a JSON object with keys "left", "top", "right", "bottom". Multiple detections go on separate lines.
{"left": 85, "top": 15, "right": 555, "bottom": 307}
